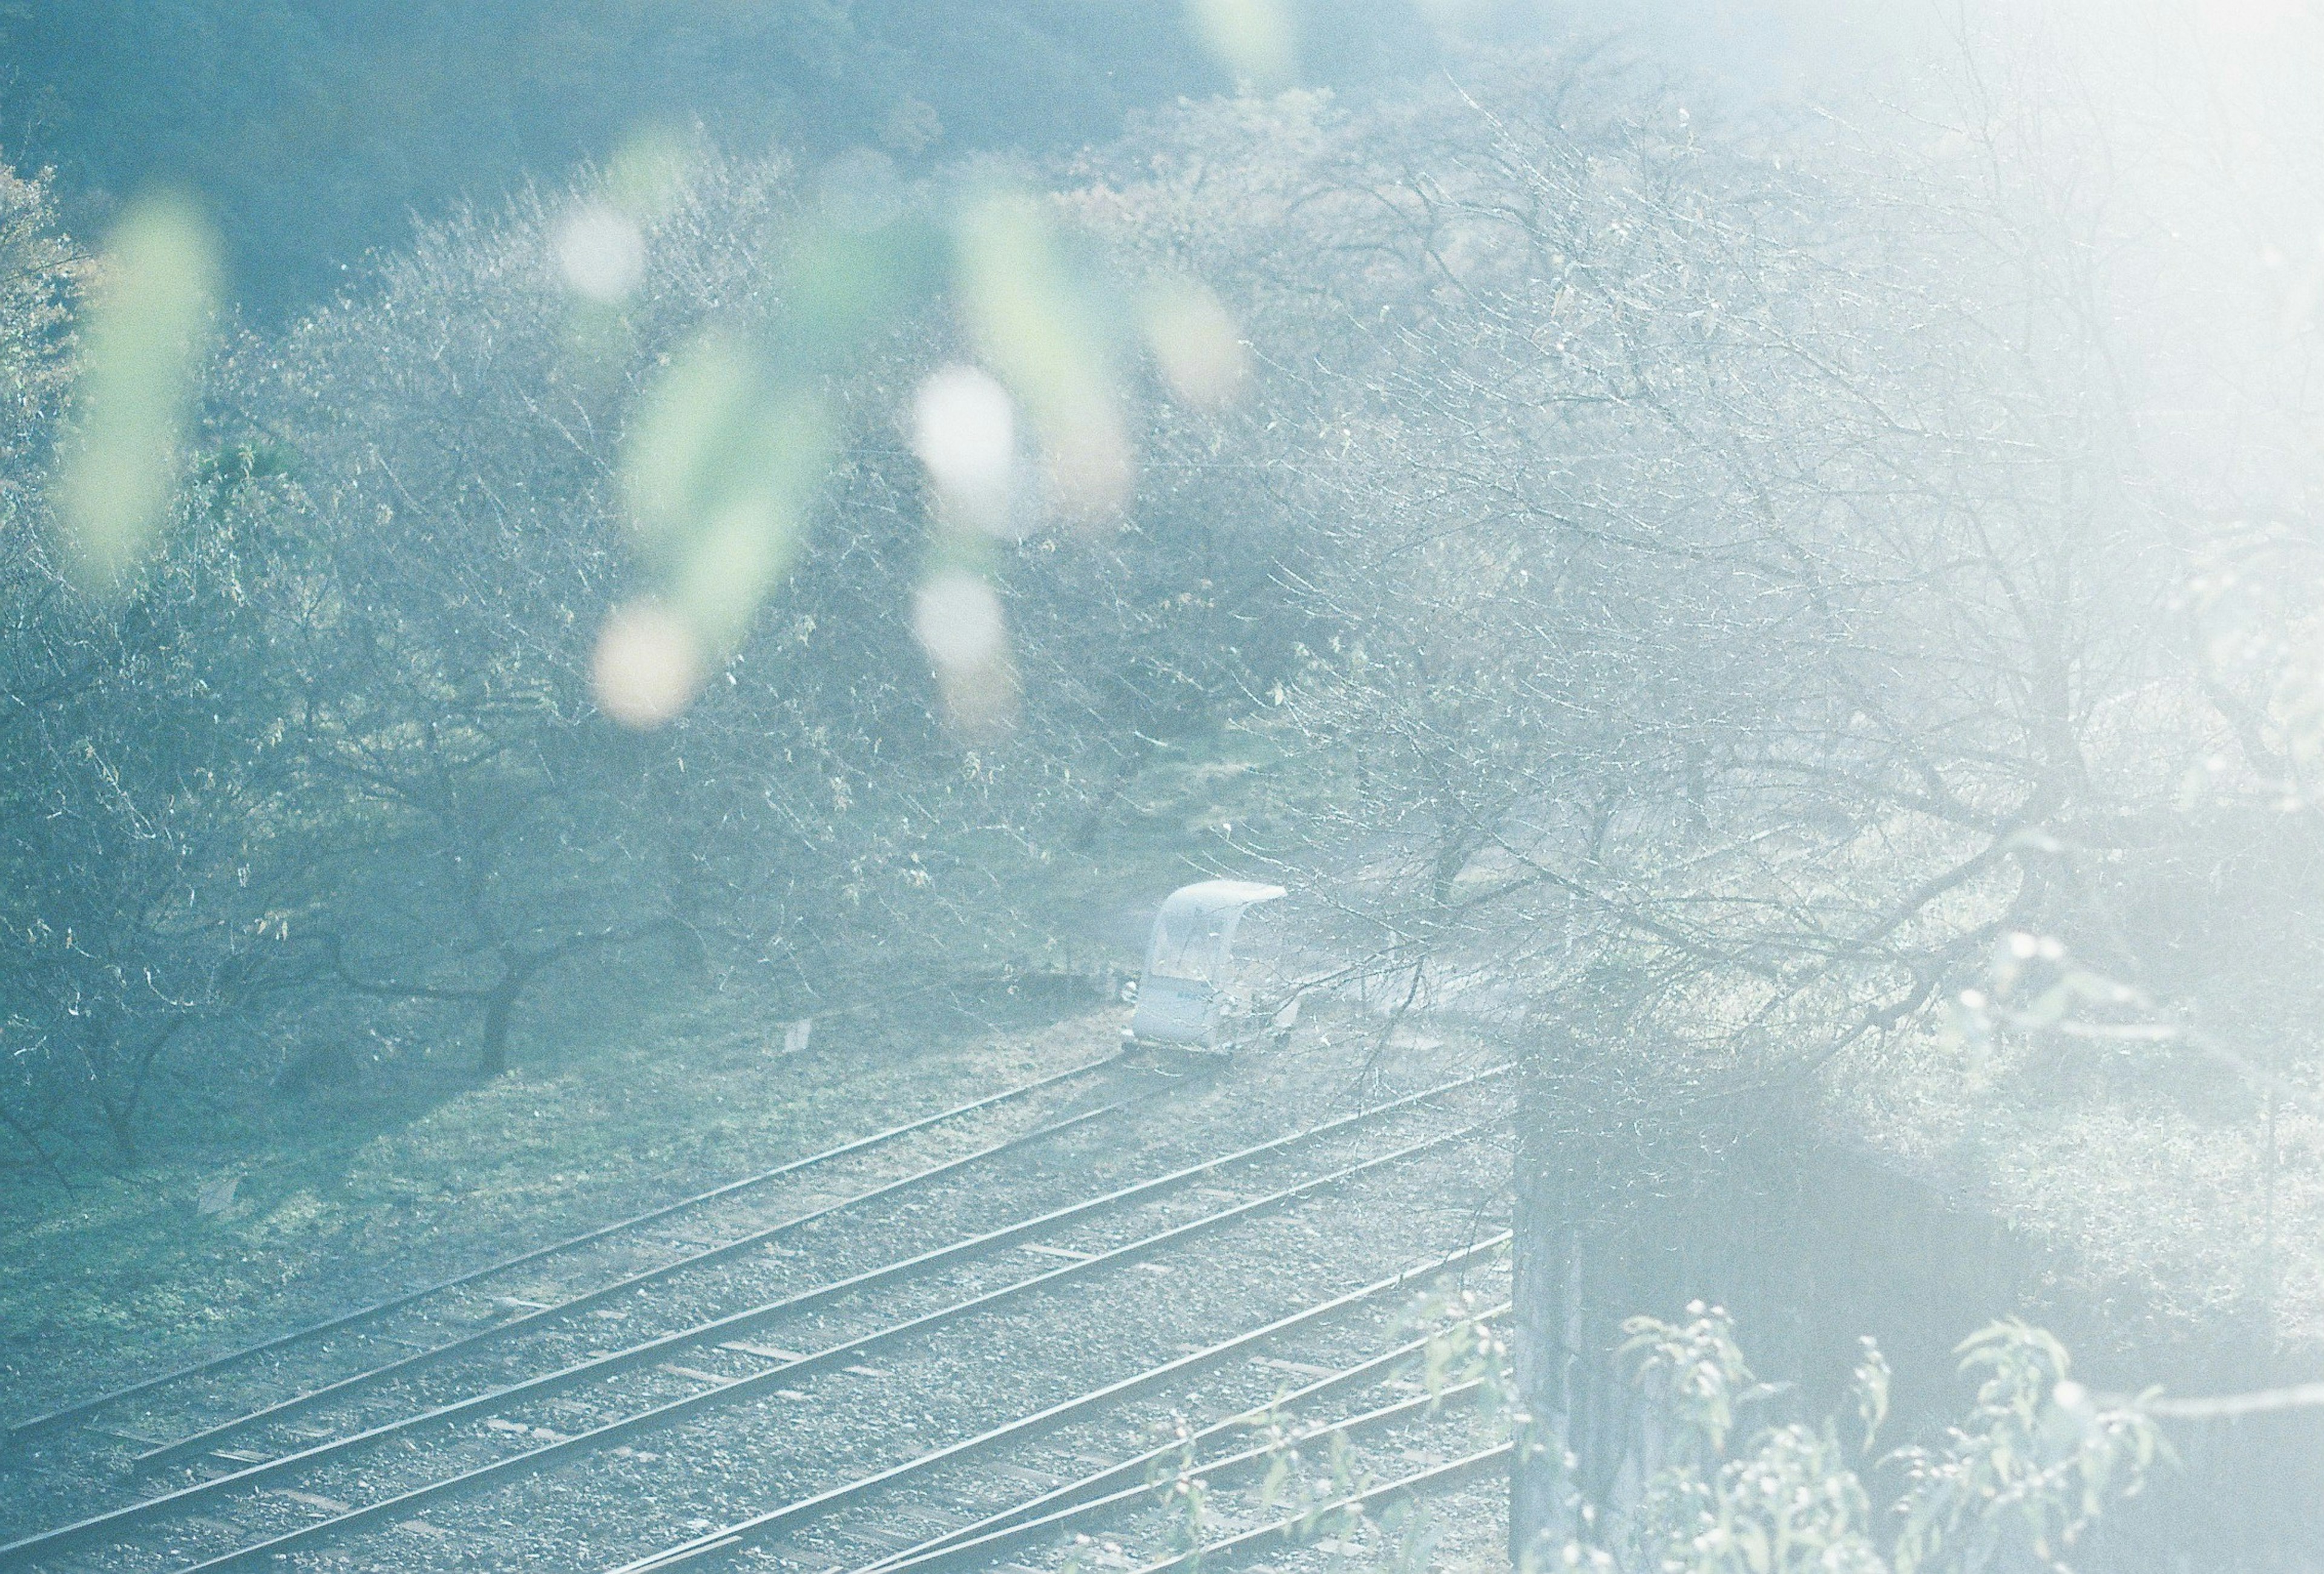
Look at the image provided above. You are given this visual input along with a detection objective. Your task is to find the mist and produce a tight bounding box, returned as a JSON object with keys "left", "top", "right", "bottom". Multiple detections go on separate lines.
{"left": 2, "top": 4, "right": 2320, "bottom": 1572}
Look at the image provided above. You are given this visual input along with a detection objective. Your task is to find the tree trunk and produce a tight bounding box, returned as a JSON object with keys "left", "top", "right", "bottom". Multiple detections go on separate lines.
{"left": 1509, "top": 1127, "right": 1568, "bottom": 1565}
{"left": 474, "top": 958, "right": 527, "bottom": 1078}
{"left": 74, "top": 1010, "right": 141, "bottom": 1161}
{"left": 100, "top": 1095, "right": 139, "bottom": 1161}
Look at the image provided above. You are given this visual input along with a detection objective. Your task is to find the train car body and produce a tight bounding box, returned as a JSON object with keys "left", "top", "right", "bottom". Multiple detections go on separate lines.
{"left": 1128, "top": 880, "right": 1290, "bottom": 1053}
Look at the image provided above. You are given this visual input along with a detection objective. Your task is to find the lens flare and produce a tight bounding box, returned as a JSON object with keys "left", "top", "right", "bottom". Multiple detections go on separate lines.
{"left": 913, "top": 570, "right": 1008, "bottom": 671}
{"left": 913, "top": 570, "right": 1017, "bottom": 734}
{"left": 1042, "top": 404, "right": 1135, "bottom": 521}
{"left": 593, "top": 599, "right": 703, "bottom": 729}
{"left": 604, "top": 124, "right": 695, "bottom": 220}
{"left": 1144, "top": 277, "right": 1250, "bottom": 409}
{"left": 1186, "top": 0, "right": 1297, "bottom": 88}
{"left": 911, "top": 364, "right": 1017, "bottom": 535}
{"left": 953, "top": 189, "right": 1134, "bottom": 524}
{"left": 53, "top": 191, "right": 220, "bottom": 591}
{"left": 557, "top": 202, "right": 646, "bottom": 303}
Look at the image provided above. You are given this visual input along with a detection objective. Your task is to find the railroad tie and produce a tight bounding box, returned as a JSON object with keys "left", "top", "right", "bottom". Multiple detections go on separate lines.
{"left": 717, "top": 1340, "right": 809, "bottom": 1362}
{"left": 657, "top": 1365, "right": 730, "bottom": 1386}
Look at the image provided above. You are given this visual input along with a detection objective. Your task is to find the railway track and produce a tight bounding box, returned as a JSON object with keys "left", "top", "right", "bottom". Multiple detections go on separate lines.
{"left": 1121, "top": 1446, "right": 1514, "bottom": 1574}
{"left": 837, "top": 1305, "right": 1512, "bottom": 1574}
{"left": 608, "top": 1248, "right": 1514, "bottom": 1574}
{"left": 133, "top": 1096, "right": 1135, "bottom": 1472}
{"left": 0, "top": 1059, "right": 1511, "bottom": 1573}
{"left": 884, "top": 1385, "right": 1503, "bottom": 1574}
{"left": 4, "top": 1052, "right": 1128, "bottom": 1453}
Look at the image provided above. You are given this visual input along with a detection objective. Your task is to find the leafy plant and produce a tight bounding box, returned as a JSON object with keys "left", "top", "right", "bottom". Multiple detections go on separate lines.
{"left": 1543, "top": 1306, "right": 2167, "bottom": 1574}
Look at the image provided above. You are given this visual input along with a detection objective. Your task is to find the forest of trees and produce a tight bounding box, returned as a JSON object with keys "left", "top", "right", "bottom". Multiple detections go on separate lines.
{"left": 0, "top": 0, "right": 1453, "bottom": 317}
{"left": 4, "top": 3, "right": 2322, "bottom": 1564}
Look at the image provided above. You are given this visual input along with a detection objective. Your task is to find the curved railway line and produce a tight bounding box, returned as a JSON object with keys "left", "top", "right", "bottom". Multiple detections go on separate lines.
{"left": 133, "top": 1098, "right": 1135, "bottom": 1472}
{"left": 607, "top": 1250, "right": 1514, "bottom": 1574}
{"left": 0, "top": 1035, "right": 1515, "bottom": 1574}
{"left": 833, "top": 1305, "right": 1510, "bottom": 1574}
{"left": 6, "top": 1053, "right": 1126, "bottom": 1449}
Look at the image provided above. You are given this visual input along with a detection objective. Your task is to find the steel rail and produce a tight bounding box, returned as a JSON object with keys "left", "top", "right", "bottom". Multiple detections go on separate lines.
{"left": 603, "top": 1234, "right": 1514, "bottom": 1574}
{"left": 852, "top": 1304, "right": 1514, "bottom": 1574}
{"left": 0, "top": 1067, "right": 1506, "bottom": 1569}
{"left": 4, "top": 1052, "right": 1123, "bottom": 1443}
{"left": 176, "top": 1127, "right": 1503, "bottom": 1574}
{"left": 1123, "top": 1442, "right": 1515, "bottom": 1574}
{"left": 137, "top": 1096, "right": 1141, "bottom": 1469}
{"left": 852, "top": 1374, "right": 1495, "bottom": 1574}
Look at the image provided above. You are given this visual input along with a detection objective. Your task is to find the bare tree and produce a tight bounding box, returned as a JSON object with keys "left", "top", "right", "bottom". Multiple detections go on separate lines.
{"left": 1084, "top": 35, "right": 2324, "bottom": 1553}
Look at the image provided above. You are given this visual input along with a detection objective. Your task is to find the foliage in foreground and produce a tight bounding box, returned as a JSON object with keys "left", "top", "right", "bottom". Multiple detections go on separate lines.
{"left": 1540, "top": 1308, "right": 2164, "bottom": 1574}
{"left": 1124, "top": 1300, "right": 2161, "bottom": 1574}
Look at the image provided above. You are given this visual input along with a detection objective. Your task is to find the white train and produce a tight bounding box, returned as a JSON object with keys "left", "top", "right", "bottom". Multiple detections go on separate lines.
{"left": 1124, "top": 880, "right": 1298, "bottom": 1055}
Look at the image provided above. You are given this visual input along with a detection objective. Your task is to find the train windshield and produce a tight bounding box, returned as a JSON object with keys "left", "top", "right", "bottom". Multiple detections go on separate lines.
{"left": 1144, "top": 880, "right": 1286, "bottom": 984}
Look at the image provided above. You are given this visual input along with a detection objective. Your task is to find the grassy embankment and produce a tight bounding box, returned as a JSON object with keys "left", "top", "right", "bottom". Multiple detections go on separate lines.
{"left": 0, "top": 720, "right": 1295, "bottom": 1415}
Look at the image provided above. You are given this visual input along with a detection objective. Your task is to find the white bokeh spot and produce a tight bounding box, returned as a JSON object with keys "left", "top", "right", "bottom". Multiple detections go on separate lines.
{"left": 557, "top": 203, "right": 646, "bottom": 303}
{"left": 913, "top": 571, "right": 1007, "bottom": 671}
{"left": 910, "top": 365, "right": 1017, "bottom": 535}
